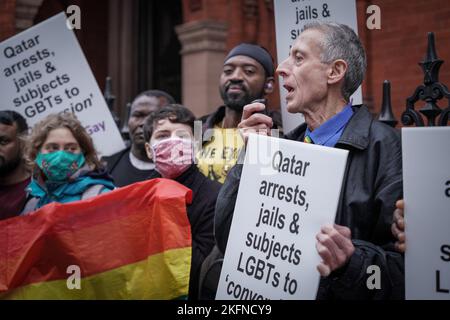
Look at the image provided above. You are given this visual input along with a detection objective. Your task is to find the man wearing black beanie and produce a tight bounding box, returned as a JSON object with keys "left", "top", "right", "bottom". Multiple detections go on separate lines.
{"left": 197, "top": 43, "right": 279, "bottom": 184}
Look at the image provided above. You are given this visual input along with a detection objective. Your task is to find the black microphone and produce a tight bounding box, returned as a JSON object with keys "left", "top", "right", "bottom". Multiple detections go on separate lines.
{"left": 251, "top": 98, "right": 268, "bottom": 115}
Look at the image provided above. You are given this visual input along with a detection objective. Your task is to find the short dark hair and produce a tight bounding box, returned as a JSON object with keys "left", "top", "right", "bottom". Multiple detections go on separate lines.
{"left": 303, "top": 22, "right": 366, "bottom": 101}
{"left": 133, "top": 89, "right": 176, "bottom": 107}
{"left": 0, "top": 110, "right": 28, "bottom": 134}
{"left": 225, "top": 43, "right": 275, "bottom": 77}
{"left": 143, "top": 104, "right": 195, "bottom": 141}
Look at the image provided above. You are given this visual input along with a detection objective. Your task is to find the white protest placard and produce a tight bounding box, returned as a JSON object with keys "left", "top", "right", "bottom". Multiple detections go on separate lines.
{"left": 0, "top": 12, "right": 125, "bottom": 156}
{"left": 216, "top": 134, "right": 348, "bottom": 300}
{"left": 273, "top": 0, "right": 361, "bottom": 133}
{"left": 403, "top": 127, "right": 450, "bottom": 300}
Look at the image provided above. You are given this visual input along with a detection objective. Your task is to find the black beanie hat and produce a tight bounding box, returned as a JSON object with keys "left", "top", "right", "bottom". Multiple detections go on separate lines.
{"left": 224, "top": 43, "right": 274, "bottom": 77}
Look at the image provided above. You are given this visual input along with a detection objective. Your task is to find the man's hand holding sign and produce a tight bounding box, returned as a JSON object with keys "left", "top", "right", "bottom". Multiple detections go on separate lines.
{"left": 238, "top": 103, "right": 355, "bottom": 278}
{"left": 316, "top": 224, "right": 354, "bottom": 277}
{"left": 216, "top": 130, "right": 349, "bottom": 300}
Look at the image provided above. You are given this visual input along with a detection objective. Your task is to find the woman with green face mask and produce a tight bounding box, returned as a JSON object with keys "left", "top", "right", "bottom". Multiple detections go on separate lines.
{"left": 21, "top": 113, "right": 115, "bottom": 214}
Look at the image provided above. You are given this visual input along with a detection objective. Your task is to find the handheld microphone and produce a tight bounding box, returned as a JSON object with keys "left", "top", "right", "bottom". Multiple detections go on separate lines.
{"left": 251, "top": 98, "right": 268, "bottom": 115}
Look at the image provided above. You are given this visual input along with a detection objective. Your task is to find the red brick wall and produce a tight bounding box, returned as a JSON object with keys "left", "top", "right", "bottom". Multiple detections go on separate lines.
{"left": 182, "top": 0, "right": 450, "bottom": 124}
{"left": 357, "top": 0, "right": 450, "bottom": 123}
{"left": 34, "top": 0, "right": 109, "bottom": 90}
{"left": 0, "top": 0, "right": 108, "bottom": 89}
{"left": 182, "top": 0, "right": 280, "bottom": 110}
{"left": 0, "top": 0, "right": 16, "bottom": 42}
{"left": 3, "top": 0, "right": 450, "bottom": 124}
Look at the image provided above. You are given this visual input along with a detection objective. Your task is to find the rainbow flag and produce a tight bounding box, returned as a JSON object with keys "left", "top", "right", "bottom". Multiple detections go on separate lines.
{"left": 0, "top": 178, "right": 193, "bottom": 299}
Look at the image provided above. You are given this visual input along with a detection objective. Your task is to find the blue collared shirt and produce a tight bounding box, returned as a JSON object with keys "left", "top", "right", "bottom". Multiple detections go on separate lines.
{"left": 305, "top": 103, "right": 353, "bottom": 147}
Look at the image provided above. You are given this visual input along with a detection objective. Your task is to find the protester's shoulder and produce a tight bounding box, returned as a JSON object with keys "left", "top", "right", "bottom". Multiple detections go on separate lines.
{"left": 352, "top": 105, "right": 400, "bottom": 145}
{"left": 101, "top": 147, "right": 129, "bottom": 165}
{"left": 198, "top": 113, "right": 210, "bottom": 124}
{"left": 83, "top": 167, "right": 114, "bottom": 181}
{"left": 370, "top": 118, "right": 401, "bottom": 145}
{"left": 198, "top": 106, "right": 226, "bottom": 129}
{"left": 79, "top": 168, "right": 116, "bottom": 190}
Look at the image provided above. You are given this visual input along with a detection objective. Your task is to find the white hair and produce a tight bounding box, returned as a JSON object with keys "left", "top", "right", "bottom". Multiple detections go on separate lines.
{"left": 304, "top": 21, "right": 367, "bottom": 101}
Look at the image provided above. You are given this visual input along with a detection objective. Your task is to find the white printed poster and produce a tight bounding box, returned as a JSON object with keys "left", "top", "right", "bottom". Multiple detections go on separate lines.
{"left": 0, "top": 12, "right": 125, "bottom": 156}
{"left": 403, "top": 127, "right": 450, "bottom": 300}
{"left": 216, "top": 134, "right": 348, "bottom": 300}
{"left": 273, "top": 0, "right": 361, "bottom": 133}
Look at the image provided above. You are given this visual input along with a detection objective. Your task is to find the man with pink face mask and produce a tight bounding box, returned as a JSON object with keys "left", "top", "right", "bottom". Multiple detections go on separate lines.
{"left": 143, "top": 104, "right": 221, "bottom": 300}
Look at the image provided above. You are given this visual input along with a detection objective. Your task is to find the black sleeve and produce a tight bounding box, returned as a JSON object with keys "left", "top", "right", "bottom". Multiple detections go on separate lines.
{"left": 319, "top": 128, "right": 405, "bottom": 300}
{"left": 101, "top": 147, "right": 130, "bottom": 175}
{"left": 215, "top": 127, "right": 405, "bottom": 300}
{"left": 192, "top": 200, "right": 216, "bottom": 265}
{"left": 189, "top": 184, "right": 217, "bottom": 299}
{"left": 214, "top": 164, "right": 243, "bottom": 255}
{"left": 317, "top": 240, "right": 404, "bottom": 300}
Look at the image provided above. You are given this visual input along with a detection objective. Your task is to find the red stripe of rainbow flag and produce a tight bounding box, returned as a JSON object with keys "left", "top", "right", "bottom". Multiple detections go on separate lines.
{"left": 0, "top": 178, "right": 193, "bottom": 299}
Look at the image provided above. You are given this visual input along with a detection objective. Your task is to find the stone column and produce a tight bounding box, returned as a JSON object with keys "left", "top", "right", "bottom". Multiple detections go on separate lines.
{"left": 176, "top": 20, "right": 228, "bottom": 117}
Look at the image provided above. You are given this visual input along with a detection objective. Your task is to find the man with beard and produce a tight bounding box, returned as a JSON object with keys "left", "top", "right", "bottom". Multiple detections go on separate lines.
{"left": 197, "top": 43, "right": 277, "bottom": 184}
{"left": 103, "top": 90, "right": 175, "bottom": 187}
{"left": 0, "top": 110, "right": 30, "bottom": 220}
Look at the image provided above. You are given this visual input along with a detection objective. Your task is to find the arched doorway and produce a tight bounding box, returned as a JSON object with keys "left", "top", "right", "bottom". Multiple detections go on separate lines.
{"left": 137, "top": 0, "right": 182, "bottom": 103}
{"left": 29, "top": 0, "right": 182, "bottom": 123}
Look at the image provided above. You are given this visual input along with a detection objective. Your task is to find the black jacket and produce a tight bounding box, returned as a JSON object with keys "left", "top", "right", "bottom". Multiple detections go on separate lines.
{"left": 148, "top": 165, "right": 221, "bottom": 299}
{"left": 102, "top": 147, "right": 156, "bottom": 187}
{"left": 214, "top": 105, "right": 405, "bottom": 300}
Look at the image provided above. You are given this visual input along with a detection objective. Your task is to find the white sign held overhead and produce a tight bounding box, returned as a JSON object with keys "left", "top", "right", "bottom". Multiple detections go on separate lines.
{"left": 403, "top": 127, "right": 450, "bottom": 300}
{"left": 273, "top": 0, "right": 361, "bottom": 133}
{"left": 0, "top": 12, "right": 125, "bottom": 156}
{"left": 216, "top": 134, "right": 348, "bottom": 300}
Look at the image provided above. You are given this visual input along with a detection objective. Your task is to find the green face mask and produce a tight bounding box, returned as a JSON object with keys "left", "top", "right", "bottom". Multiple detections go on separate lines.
{"left": 36, "top": 151, "right": 86, "bottom": 181}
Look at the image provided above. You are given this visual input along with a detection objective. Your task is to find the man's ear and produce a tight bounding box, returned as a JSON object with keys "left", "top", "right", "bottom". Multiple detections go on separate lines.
{"left": 145, "top": 142, "right": 153, "bottom": 160}
{"left": 264, "top": 77, "right": 275, "bottom": 95}
{"left": 327, "top": 59, "right": 347, "bottom": 85}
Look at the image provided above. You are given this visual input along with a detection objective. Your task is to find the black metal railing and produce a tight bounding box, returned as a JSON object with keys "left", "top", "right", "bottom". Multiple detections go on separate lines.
{"left": 401, "top": 32, "right": 450, "bottom": 127}
{"left": 102, "top": 76, "right": 131, "bottom": 145}
{"left": 377, "top": 80, "right": 398, "bottom": 127}
{"left": 103, "top": 76, "right": 120, "bottom": 128}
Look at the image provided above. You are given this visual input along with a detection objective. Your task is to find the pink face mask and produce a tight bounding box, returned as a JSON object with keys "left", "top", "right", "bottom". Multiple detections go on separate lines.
{"left": 151, "top": 138, "right": 194, "bottom": 179}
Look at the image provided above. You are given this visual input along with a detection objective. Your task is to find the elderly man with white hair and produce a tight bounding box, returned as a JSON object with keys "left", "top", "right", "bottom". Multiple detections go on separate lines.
{"left": 214, "top": 21, "right": 404, "bottom": 300}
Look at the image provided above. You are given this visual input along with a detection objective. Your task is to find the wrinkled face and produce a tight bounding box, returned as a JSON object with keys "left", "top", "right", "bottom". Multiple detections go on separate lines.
{"left": 0, "top": 123, "right": 22, "bottom": 175}
{"left": 40, "top": 127, "right": 81, "bottom": 154}
{"left": 128, "top": 95, "right": 162, "bottom": 149}
{"left": 219, "top": 55, "right": 266, "bottom": 111}
{"left": 277, "top": 29, "right": 330, "bottom": 114}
